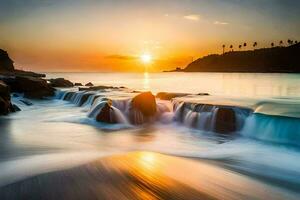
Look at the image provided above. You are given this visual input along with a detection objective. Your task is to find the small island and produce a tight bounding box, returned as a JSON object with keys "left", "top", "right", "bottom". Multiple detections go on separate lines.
{"left": 166, "top": 42, "right": 300, "bottom": 73}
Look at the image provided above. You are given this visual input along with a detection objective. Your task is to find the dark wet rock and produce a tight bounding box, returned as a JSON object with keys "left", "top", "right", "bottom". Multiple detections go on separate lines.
{"left": 7, "top": 76, "right": 55, "bottom": 99}
{"left": 92, "top": 95, "right": 105, "bottom": 105}
{"left": 49, "top": 78, "right": 73, "bottom": 88}
{"left": 74, "top": 83, "right": 83, "bottom": 86}
{"left": 131, "top": 90, "right": 142, "bottom": 93}
{"left": 0, "top": 80, "right": 14, "bottom": 115}
{"left": 12, "top": 104, "right": 21, "bottom": 112}
{"left": 0, "top": 97, "right": 10, "bottom": 115}
{"left": 197, "top": 93, "right": 209, "bottom": 96}
{"left": 214, "top": 107, "right": 236, "bottom": 134}
{"left": 63, "top": 92, "right": 75, "bottom": 101}
{"left": 79, "top": 85, "right": 115, "bottom": 91}
{"left": 132, "top": 92, "right": 157, "bottom": 117}
{"left": 129, "top": 92, "right": 157, "bottom": 124}
{"left": 85, "top": 82, "right": 94, "bottom": 86}
{"left": 19, "top": 99, "right": 33, "bottom": 106}
{"left": 12, "top": 93, "right": 19, "bottom": 97}
{"left": 96, "top": 100, "right": 117, "bottom": 123}
{"left": 156, "top": 92, "right": 190, "bottom": 100}
{"left": 0, "top": 80, "right": 10, "bottom": 97}
{"left": 78, "top": 93, "right": 94, "bottom": 106}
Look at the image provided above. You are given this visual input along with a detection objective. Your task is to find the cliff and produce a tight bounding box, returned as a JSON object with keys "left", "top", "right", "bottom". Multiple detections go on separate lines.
{"left": 183, "top": 43, "right": 300, "bottom": 73}
{"left": 0, "top": 49, "right": 14, "bottom": 71}
{"left": 0, "top": 49, "right": 45, "bottom": 77}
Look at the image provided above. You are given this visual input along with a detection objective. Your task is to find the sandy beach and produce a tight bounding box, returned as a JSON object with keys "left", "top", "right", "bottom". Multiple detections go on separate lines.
{"left": 0, "top": 151, "right": 297, "bottom": 200}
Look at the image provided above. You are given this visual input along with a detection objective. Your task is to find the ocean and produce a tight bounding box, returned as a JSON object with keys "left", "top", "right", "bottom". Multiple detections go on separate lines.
{"left": 0, "top": 72, "right": 300, "bottom": 199}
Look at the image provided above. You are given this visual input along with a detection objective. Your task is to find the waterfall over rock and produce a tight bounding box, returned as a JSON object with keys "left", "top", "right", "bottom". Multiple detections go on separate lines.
{"left": 173, "top": 100, "right": 251, "bottom": 134}
{"left": 54, "top": 88, "right": 300, "bottom": 148}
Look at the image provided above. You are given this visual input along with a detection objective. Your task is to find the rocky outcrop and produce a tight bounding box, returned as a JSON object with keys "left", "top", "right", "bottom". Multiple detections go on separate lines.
{"left": 49, "top": 78, "right": 74, "bottom": 88}
{"left": 96, "top": 100, "right": 117, "bottom": 123}
{"left": 6, "top": 76, "right": 55, "bottom": 99}
{"left": 156, "top": 92, "right": 190, "bottom": 100}
{"left": 0, "top": 49, "right": 14, "bottom": 71}
{"left": 74, "top": 83, "right": 83, "bottom": 86}
{"left": 0, "top": 80, "right": 17, "bottom": 115}
{"left": 214, "top": 107, "right": 236, "bottom": 133}
{"left": 85, "top": 82, "right": 94, "bottom": 86}
{"left": 129, "top": 92, "right": 157, "bottom": 124}
{"left": 0, "top": 49, "right": 45, "bottom": 77}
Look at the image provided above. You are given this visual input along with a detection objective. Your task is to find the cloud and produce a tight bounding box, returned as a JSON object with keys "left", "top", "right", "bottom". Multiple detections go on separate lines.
{"left": 105, "top": 55, "right": 138, "bottom": 60}
{"left": 214, "top": 21, "right": 229, "bottom": 25}
{"left": 183, "top": 14, "right": 200, "bottom": 21}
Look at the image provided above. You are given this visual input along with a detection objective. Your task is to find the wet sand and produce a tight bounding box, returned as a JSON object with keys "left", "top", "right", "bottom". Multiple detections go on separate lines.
{"left": 0, "top": 152, "right": 298, "bottom": 200}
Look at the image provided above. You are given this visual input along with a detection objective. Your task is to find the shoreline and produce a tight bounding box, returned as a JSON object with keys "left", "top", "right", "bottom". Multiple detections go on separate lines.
{"left": 0, "top": 151, "right": 298, "bottom": 200}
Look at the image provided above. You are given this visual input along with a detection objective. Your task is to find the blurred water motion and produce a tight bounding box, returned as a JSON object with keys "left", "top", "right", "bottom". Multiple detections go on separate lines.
{"left": 1, "top": 72, "right": 300, "bottom": 199}
{"left": 0, "top": 152, "right": 298, "bottom": 200}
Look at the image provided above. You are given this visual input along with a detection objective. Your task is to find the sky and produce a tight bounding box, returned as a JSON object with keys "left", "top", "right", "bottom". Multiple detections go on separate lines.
{"left": 0, "top": 0, "right": 299, "bottom": 72}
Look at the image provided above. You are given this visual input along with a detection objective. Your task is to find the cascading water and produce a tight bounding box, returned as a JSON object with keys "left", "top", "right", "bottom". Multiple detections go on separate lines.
{"left": 173, "top": 100, "right": 252, "bottom": 133}
{"left": 241, "top": 113, "right": 300, "bottom": 146}
{"left": 56, "top": 89, "right": 300, "bottom": 148}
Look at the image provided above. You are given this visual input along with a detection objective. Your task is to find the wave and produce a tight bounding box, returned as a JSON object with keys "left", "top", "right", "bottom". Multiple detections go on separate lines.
{"left": 241, "top": 113, "right": 300, "bottom": 146}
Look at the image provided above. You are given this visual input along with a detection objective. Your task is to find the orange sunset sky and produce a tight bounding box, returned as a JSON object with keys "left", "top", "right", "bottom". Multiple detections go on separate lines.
{"left": 0, "top": 0, "right": 299, "bottom": 72}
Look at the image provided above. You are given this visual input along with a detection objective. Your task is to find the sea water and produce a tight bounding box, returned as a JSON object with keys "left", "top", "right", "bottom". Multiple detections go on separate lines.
{"left": 0, "top": 72, "right": 300, "bottom": 196}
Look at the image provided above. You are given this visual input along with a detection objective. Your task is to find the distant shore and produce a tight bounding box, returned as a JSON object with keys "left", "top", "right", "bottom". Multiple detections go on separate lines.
{"left": 166, "top": 43, "right": 300, "bottom": 73}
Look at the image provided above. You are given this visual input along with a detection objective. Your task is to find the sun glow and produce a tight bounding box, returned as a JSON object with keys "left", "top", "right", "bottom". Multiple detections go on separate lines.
{"left": 140, "top": 53, "right": 152, "bottom": 63}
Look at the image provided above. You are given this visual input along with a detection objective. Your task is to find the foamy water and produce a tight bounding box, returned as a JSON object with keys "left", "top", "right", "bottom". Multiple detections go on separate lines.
{"left": 0, "top": 72, "right": 300, "bottom": 197}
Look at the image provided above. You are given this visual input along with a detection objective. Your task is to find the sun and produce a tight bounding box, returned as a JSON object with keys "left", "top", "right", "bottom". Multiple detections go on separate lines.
{"left": 140, "top": 53, "right": 152, "bottom": 63}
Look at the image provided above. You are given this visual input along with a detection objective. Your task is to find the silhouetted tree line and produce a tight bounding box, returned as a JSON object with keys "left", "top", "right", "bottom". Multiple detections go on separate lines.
{"left": 222, "top": 39, "right": 299, "bottom": 54}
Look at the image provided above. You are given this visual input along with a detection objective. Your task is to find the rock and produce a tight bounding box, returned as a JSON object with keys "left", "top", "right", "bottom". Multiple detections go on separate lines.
{"left": 12, "top": 104, "right": 21, "bottom": 112}
{"left": 214, "top": 107, "right": 236, "bottom": 134}
{"left": 85, "top": 82, "right": 94, "bottom": 86}
{"left": 19, "top": 99, "right": 33, "bottom": 106}
{"left": 129, "top": 92, "right": 157, "bottom": 124}
{"left": 74, "top": 83, "right": 83, "bottom": 86}
{"left": 49, "top": 78, "right": 73, "bottom": 87}
{"left": 78, "top": 93, "right": 94, "bottom": 106}
{"left": 79, "top": 85, "right": 115, "bottom": 91}
{"left": 8, "top": 76, "right": 55, "bottom": 99}
{"left": 156, "top": 92, "right": 190, "bottom": 100}
{"left": 197, "top": 93, "right": 209, "bottom": 96}
{"left": 0, "top": 97, "right": 10, "bottom": 115}
{"left": 0, "top": 49, "right": 14, "bottom": 71}
{"left": 0, "top": 80, "right": 10, "bottom": 97}
{"left": 96, "top": 100, "right": 117, "bottom": 123}
{"left": 0, "top": 80, "right": 14, "bottom": 115}
{"left": 63, "top": 91, "right": 75, "bottom": 101}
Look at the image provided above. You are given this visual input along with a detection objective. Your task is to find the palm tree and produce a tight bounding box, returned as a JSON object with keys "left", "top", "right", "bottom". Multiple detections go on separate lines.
{"left": 253, "top": 42, "right": 257, "bottom": 49}
{"left": 222, "top": 44, "right": 226, "bottom": 54}
{"left": 271, "top": 42, "right": 274, "bottom": 47}
{"left": 279, "top": 40, "right": 283, "bottom": 46}
{"left": 287, "top": 39, "right": 293, "bottom": 46}
{"left": 239, "top": 44, "right": 242, "bottom": 51}
{"left": 243, "top": 43, "right": 247, "bottom": 49}
{"left": 295, "top": 40, "right": 298, "bottom": 44}
{"left": 229, "top": 45, "right": 233, "bottom": 52}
